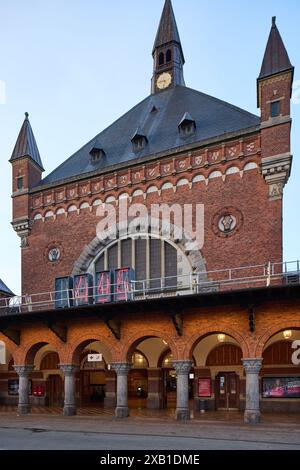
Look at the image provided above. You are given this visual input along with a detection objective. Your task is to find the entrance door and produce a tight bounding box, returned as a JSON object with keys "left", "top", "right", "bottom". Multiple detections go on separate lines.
{"left": 216, "top": 372, "right": 239, "bottom": 410}
{"left": 48, "top": 375, "right": 63, "bottom": 407}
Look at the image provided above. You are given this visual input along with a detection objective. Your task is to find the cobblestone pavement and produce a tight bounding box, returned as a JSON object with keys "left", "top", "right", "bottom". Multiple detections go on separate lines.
{"left": 0, "top": 409, "right": 299, "bottom": 450}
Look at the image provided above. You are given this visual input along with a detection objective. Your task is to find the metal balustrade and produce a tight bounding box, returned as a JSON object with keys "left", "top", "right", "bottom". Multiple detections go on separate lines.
{"left": 0, "top": 260, "right": 299, "bottom": 316}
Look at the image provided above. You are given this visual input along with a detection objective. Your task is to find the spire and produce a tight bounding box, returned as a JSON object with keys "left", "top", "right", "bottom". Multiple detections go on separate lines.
{"left": 151, "top": 1, "right": 185, "bottom": 94}
{"left": 153, "top": 0, "right": 184, "bottom": 62}
{"left": 259, "top": 16, "right": 293, "bottom": 79}
{"left": 10, "top": 112, "right": 44, "bottom": 171}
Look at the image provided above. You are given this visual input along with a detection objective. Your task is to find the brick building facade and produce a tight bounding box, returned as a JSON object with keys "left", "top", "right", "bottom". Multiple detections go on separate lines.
{"left": 0, "top": 1, "right": 299, "bottom": 423}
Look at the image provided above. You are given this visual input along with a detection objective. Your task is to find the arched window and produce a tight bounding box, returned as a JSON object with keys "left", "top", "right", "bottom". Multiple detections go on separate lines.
{"left": 44, "top": 210, "right": 54, "bottom": 218}
{"left": 92, "top": 199, "right": 102, "bottom": 207}
{"left": 94, "top": 237, "right": 178, "bottom": 291}
{"left": 161, "top": 182, "right": 173, "bottom": 191}
{"left": 33, "top": 213, "right": 42, "bottom": 221}
{"left": 192, "top": 175, "right": 205, "bottom": 184}
{"left": 40, "top": 352, "right": 59, "bottom": 370}
{"left": 132, "top": 351, "right": 149, "bottom": 369}
{"left": 56, "top": 208, "right": 65, "bottom": 216}
{"left": 176, "top": 178, "right": 189, "bottom": 188}
{"left": 146, "top": 185, "right": 158, "bottom": 194}
{"left": 166, "top": 49, "right": 172, "bottom": 63}
{"left": 244, "top": 162, "right": 258, "bottom": 172}
{"left": 105, "top": 196, "right": 115, "bottom": 204}
{"left": 162, "top": 351, "right": 173, "bottom": 368}
{"left": 226, "top": 167, "right": 240, "bottom": 176}
{"left": 159, "top": 52, "right": 164, "bottom": 65}
{"left": 132, "top": 189, "right": 144, "bottom": 198}
{"left": 209, "top": 171, "right": 222, "bottom": 179}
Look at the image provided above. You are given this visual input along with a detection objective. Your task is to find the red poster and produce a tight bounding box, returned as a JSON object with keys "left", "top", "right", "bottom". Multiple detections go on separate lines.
{"left": 198, "top": 378, "right": 211, "bottom": 397}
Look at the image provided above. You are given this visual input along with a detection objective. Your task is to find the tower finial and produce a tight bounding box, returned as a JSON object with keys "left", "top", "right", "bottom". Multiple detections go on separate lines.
{"left": 25, "top": 112, "right": 29, "bottom": 119}
{"left": 272, "top": 16, "right": 276, "bottom": 27}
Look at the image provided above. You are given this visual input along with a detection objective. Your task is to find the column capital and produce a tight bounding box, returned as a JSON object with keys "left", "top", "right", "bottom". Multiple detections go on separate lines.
{"left": 242, "top": 358, "right": 263, "bottom": 374}
{"left": 13, "top": 365, "right": 35, "bottom": 377}
{"left": 172, "top": 360, "right": 193, "bottom": 374}
{"left": 110, "top": 362, "right": 132, "bottom": 375}
{"left": 59, "top": 364, "right": 79, "bottom": 376}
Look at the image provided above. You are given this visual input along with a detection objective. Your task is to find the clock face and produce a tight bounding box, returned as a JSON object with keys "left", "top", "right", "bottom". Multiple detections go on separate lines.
{"left": 156, "top": 72, "right": 172, "bottom": 90}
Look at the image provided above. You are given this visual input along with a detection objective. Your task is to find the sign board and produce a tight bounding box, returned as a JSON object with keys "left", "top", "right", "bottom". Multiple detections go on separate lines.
{"left": 88, "top": 354, "right": 103, "bottom": 363}
{"left": 262, "top": 377, "right": 300, "bottom": 398}
{"left": 0, "top": 340, "right": 5, "bottom": 365}
{"left": 198, "top": 378, "right": 212, "bottom": 397}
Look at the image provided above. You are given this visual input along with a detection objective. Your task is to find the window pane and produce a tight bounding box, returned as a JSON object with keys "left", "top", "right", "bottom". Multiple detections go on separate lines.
{"left": 121, "top": 239, "right": 132, "bottom": 268}
{"left": 271, "top": 101, "right": 280, "bottom": 117}
{"left": 165, "top": 243, "right": 177, "bottom": 288}
{"left": 108, "top": 244, "right": 118, "bottom": 270}
{"left": 150, "top": 238, "right": 161, "bottom": 289}
{"left": 95, "top": 254, "right": 104, "bottom": 273}
{"left": 135, "top": 238, "right": 147, "bottom": 281}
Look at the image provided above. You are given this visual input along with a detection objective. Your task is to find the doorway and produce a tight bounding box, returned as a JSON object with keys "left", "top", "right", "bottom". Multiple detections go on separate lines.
{"left": 47, "top": 374, "right": 63, "bottom": 407}
{"left": 215, "top": 372, "right": 239, "bottom": 410}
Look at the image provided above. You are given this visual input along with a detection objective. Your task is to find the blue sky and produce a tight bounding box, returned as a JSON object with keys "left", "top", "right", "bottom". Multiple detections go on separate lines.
{"left": 0, "top": 0, "right": 299, "bottom": 294}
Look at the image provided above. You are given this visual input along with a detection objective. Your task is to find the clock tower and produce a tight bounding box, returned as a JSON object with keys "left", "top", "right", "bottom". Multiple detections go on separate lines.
{"left": 151, "top": 0, "right": 185, "bottom": 94}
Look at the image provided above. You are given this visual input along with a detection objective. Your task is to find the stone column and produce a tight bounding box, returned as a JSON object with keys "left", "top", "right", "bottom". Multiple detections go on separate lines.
{"left": 242, "top": 358, "right": 263, "bottom": 424}
{"left": 60, "top": 364, "right": 79, "bottom": 416}
{"left": 14, "top": 365, "right": 35, "bottom": 415}
{"left": 110, "top": 363, "right": 132, "bottom": 418}
{"left": 173, "top": 360, "right": 192, "bottom": 421}
{"left": 147, "top": 368, "right": 163, "bottom": 409}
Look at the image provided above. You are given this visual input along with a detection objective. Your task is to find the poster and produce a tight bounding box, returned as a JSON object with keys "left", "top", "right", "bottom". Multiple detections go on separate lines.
{"left": 8, "top": 379, "right": 32, "bottom": 396}
{"left": 95, "top": 271, "right": 112, "bottom": 304}
{"left": 198, "top": 378, "right": 212, "bottom": 397}
{"left": 262, "top": 377, "right": 300, "bottom": 398}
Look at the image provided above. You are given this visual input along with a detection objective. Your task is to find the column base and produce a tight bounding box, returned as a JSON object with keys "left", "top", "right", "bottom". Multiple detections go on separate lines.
{"left": 18, "top": 404, "right": 31, "bottom": 415}
{"left": 115, "top": 406, "right": 129, "bottom": 418}
{"left": 63, "top": 405, "right": 77, "bottom": 416}
{"left": 244, "top": 410, "right": 261, "bottom": 424}
{"left": 175, "top": 408, "right": 190, "bottom": 421}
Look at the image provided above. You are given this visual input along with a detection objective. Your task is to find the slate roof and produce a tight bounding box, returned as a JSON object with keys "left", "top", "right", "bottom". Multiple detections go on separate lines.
{"left": 259, "top": 17, "right": 293, "bottom": 79}
{"left": 10, "top": 113, "right": 44, "bottom": 171}
{"left": 0, "top": 279, "right": 14, "bottom": 297}
{"left": 42, "top": 85, "right": 260, "bottom": 186}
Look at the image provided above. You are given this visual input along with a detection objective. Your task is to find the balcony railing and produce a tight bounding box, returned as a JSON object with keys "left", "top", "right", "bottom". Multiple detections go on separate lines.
{"left": 0, "top": 260, "right": 299, "bottom": 316}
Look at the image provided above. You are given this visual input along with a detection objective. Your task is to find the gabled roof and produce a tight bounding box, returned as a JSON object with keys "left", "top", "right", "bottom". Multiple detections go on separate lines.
{"left": 152, "top": 0, "right": 184, "bottom": 61}
{"left": 178, "top": 112, "right": 196, "bottom": 127}
{"left": 10, "top": 113, "right": 44, "bottom": 171}
{"left": 0, "top": 279, "right": 14, "bottom": 297}
{"left": 259, "top": 17, "right": 293, "bottom": 79}
{"left": 42, "top": 85, "right": 260, "bottom": 186}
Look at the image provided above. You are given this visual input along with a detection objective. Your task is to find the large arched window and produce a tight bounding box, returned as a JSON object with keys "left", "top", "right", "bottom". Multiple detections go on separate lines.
{"left": 166, "top": 49, "right": 172, "bottom": 62}
{"left": 94, "top": 236, "right": 178, "bottom": 290}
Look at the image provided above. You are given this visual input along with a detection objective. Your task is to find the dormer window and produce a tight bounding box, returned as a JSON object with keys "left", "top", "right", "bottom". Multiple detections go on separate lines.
{"left": 89, "top": 145, "right": 105, "bottom": 164}
{"left": 178, "top": 112, "right": 196, "bottom": 137}
{"left": 131, "top": 129, "right": 148, "bottom": 153}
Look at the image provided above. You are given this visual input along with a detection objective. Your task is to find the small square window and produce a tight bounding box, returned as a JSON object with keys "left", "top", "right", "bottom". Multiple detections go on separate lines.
{"left": 271, "top": 101, "right": 280, "bottom": 118}
{"left": 17, "top": 177, "right": 24, "bottom": 190}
